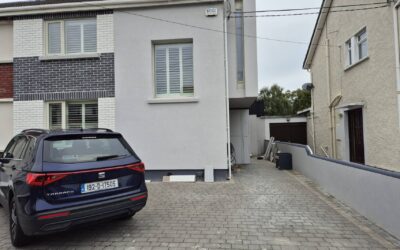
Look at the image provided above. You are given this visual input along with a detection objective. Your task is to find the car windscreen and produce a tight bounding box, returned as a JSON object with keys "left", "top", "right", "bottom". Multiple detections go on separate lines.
{"left": 43, "top": 135, "right": 134, "bottom": 163}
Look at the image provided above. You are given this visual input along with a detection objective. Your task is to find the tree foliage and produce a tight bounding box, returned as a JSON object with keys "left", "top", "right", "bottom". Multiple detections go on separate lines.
{"left": 258, "top": 84, "right": 311, "bottom": 116}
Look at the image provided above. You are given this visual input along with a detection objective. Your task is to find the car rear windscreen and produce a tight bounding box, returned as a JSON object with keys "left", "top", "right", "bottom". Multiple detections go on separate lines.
{"left": 43, "top": 135, "right": 133, "bottom": 163}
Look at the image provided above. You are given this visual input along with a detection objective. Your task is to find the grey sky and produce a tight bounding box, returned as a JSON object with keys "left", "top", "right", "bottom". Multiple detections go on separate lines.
{"left": 256, "top": 0, "right": 322, "bottom": 91}
{"left": 0, "top": 0, "right": 322, "bottom": 92}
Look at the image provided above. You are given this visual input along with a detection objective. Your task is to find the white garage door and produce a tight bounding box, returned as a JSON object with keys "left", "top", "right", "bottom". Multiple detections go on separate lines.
{"left": 0, "top": 101, "right": 13, "bottom": 151}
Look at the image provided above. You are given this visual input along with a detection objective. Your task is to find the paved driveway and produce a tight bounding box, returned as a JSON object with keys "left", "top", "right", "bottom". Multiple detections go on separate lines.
{"left": 0, "top": 160, "right": 399, "bottom": 249}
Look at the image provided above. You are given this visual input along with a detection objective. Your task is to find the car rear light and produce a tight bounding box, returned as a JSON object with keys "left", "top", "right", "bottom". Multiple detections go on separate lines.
{"left": 127, "top": 163, "right": 145, "bottom": 173}
{"left": 26, "top": 173, "right": 67, "bottom": 186}
{"left": 130, "top": 194, "right": 147, "bottom": 201}
{"left": 38, "top": 211, "right": 70, "bottom": 220}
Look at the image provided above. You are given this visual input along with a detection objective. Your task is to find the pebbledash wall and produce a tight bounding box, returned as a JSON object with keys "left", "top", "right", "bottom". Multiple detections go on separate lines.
{"left": 13, "top": 12, "right": 116, "bottom": 134}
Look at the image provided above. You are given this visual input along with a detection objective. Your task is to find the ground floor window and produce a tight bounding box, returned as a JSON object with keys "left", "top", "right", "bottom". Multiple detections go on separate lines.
{"left": 48, "top": 101, "right": 98, "bottom": 130}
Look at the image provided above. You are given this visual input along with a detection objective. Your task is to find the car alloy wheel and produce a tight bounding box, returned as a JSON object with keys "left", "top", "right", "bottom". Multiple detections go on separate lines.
{"left": 9, "top": 197, "right": 29, "bottom": 247}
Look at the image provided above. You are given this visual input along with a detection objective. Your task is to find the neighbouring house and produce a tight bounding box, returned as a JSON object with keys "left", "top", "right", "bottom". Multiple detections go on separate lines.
{"left": 0, "top": 20, "right": 13, "bottom": 151}
{"left": 304, "top": 0, "right": 400, "bottom": 171}
{"left": 0, "top": 0, "right": 258, "bottom": 180}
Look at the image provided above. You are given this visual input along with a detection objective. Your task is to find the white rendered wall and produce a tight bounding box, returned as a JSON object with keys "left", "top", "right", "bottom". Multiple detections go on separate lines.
{"left": 230, "top": 110, "right": 251, "bottom": 164}
{"left": 114, "top": 4, "right": 228, "bottom": 170}
{"left": 277, "top": 142, "right": 400, "bottom": 241}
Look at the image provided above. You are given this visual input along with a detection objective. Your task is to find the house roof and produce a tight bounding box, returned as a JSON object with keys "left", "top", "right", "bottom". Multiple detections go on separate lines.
{"left": 0, "top": 0, "right": 223, "bottom": 17}
{"left": 0, "top": 0, "right": 104, "bottom": 9}
{"left": 303, "top": 0, "right": 333, "bottom": 69}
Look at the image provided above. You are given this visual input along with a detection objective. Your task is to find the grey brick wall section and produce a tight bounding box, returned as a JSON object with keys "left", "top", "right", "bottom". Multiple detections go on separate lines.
{"left": 14, "top": 53, "right": 115, "bottom": 101}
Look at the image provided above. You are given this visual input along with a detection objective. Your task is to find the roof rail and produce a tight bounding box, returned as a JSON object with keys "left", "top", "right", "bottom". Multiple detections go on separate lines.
{"left": 21, "top": 128, "right": 49, "bottom": 134}
{"left": 83, "top": 128, "right": 114, "bottom": 132}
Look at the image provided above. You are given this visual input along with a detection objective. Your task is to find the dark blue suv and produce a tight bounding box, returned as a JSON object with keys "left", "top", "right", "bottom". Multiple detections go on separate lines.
{"left": 0, "top": 129, "right": 147, "bottom": 247}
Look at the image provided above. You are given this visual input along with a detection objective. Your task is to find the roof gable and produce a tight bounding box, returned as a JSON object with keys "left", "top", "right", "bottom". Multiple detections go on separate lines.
{"left": 303, "top": 0, "right": 333, "bottom": 69}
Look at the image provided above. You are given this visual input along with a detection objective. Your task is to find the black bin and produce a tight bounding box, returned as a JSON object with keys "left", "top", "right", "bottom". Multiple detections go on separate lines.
{"left": 276, "top": 153, "right": 292, "bottom": 170}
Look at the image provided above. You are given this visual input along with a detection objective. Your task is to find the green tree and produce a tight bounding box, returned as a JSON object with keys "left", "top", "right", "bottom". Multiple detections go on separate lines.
{"left": 258, "top": 84, "right": 311, "bottom": 116}
{"left": 291, "top": 89, "right": 311, "bottom": 114}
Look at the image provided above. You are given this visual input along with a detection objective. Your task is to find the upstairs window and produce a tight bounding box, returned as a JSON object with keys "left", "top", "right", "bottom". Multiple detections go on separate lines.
{"left": 46, "top": 19, "right": 97, "bottom": 55}
{"left": 154, "top": 43, "right": 194, "bottom": 97}
{"left": 357, "top": 28, "right": 368, "bottom": 60}
{"left": 345, "top": 27, "right": 368, "bottom": 68}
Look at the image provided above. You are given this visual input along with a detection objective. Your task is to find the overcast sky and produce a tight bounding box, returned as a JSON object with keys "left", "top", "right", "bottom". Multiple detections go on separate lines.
{"left": 256, "top": 0, "right": 322, "bottom": 91}
{"left": 0, "top": 0, "right": 322, "bottom": 91}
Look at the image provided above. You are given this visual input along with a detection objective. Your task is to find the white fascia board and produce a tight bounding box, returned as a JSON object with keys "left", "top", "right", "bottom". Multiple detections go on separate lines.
{"left": 303, "top": 0, "right": 333, "bottom": 69}
{"left": 0, "top": 0, "right": 223, "bottom": 17}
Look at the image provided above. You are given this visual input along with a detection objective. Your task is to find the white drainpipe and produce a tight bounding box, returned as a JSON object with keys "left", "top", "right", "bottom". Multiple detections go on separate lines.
{"left": 393, "top": 0, "right": 400, "bottom": 128}
{"left": 223, "top": 0, "right": 232, "bottom": 180}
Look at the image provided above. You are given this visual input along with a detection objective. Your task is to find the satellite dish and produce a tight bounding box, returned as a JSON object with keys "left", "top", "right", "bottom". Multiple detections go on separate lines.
{"left": 302, "top": 83, "right": 314, "bottom": 91}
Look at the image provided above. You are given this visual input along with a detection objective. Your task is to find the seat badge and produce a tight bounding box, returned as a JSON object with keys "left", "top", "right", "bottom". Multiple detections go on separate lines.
{"left": 98, "top": 172, "right": 106, "bottom": 179}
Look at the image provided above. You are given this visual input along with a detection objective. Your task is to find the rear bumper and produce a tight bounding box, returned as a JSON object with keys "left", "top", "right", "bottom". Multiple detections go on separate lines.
{"left": 19, "top": 192, "right": 147, "bottom": 236}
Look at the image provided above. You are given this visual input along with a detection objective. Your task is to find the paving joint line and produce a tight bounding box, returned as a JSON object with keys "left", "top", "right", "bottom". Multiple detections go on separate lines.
{"left": 284, "top": 169, "right": 398, "bottom": 249}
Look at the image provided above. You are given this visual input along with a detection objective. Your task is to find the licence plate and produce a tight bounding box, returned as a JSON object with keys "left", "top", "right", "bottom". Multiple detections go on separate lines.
{"left": 81, "top": 179, "right": 119, "bottom": 194}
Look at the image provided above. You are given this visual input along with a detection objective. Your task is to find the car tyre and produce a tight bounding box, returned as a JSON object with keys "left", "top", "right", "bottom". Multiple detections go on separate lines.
{"left": 9, "top": 197, "right": 30, "bottom": 247}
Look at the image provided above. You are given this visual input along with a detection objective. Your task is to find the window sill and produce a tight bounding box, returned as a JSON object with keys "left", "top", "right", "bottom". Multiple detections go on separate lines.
{"left": 147, "top": 97, "right": 199, "bottom": 104}
{"left": 39, "top": 53, "right": 101, "bottom": 61}
{"left": 344, "top": 56, "right": 369, "bottom": 71}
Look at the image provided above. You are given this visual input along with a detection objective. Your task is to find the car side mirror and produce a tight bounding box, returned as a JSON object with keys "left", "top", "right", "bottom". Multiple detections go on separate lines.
{"left": 0, "top": 153, "right": 13, "bottom": 164}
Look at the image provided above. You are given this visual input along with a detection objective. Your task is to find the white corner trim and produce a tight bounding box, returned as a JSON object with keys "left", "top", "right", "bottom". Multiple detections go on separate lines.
{"left": 0, "top": 98, "right": 13, "bottom": 103}
{"left": 39, "top": 53, "right": 101, "bottom": 61}
{"left": 344, "top": 56, "right": 369, "bottom": 72}
{"left": 147, "top": 97, "right": 199, "bottom": 104}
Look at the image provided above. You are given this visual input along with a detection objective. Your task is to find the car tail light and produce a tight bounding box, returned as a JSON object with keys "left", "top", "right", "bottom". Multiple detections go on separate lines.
{"left": 130, "top": 194, "right": 147, "bottom": 201}
{"left": 127, "top": 163, "right": 145, "bottom": 173}
{"left": 38, "top": 211, "right": 70, "bottom": 220}
{"left": 26, "top": 173, "right": 67, "bottom": 186}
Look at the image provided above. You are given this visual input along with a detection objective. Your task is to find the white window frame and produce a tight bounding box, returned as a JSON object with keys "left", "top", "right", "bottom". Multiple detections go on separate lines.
{"left": 345, "top": 27, "right": 368, "bottom": 69}
{"left": 46, "top": 101, "right": 98, "bottom": 129}
{"left": 356, "top": 28, "right": 368, "bottom": 60}
{"left": 154, "top": 43, "right": 194, "bottom": 98}
{"left": 45, "top": 18, "right": 97, "bottom": 56}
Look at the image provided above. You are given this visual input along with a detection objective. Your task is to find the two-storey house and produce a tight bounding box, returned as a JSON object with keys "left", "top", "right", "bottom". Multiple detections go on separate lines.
{"left": 304, "top": 0, "right": 400, "bottom": 171}
{"left": 0, "top": 0, "right": 258, "bottom": 180}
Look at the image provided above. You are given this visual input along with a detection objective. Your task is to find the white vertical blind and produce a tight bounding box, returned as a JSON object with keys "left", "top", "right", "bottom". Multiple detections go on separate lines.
{"left": 85, "top": 103, "right": 98, "bottom": 129}
{"left": 83, "top": 21, "right": 97, "bottom": 53}
{"left": 182, "top": 45, "right": 194, "bottom": 94}
{"left": 155, "top": 47, "right": 168, "bottom": 95}
{"left": 67, "top": 103, "right": 83, "bottom": 129}
{"left": 169, "top": 47, "right": 181, "bottom": 94}
{"left": 155, "top": 44, "right": 193, "bottom": 97}
{"left": 65, "top": 20, "right": 82, "bottom": 54}
{"left": 48, "top": 22, "right": 62, "bottom": 55}
{"left": 47, "top": 19, "right": 97, "bottom": 55}
{"left": 49, "top": 103, "right": 62, "bottom": 130}
{"left": 67, "top": 103, "right": 98, "bottom": 129}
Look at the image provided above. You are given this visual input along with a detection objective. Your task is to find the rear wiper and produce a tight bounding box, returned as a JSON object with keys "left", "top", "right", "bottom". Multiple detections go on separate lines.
{"left": 96, "top": 155, "right": 126, "bottom": 161}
